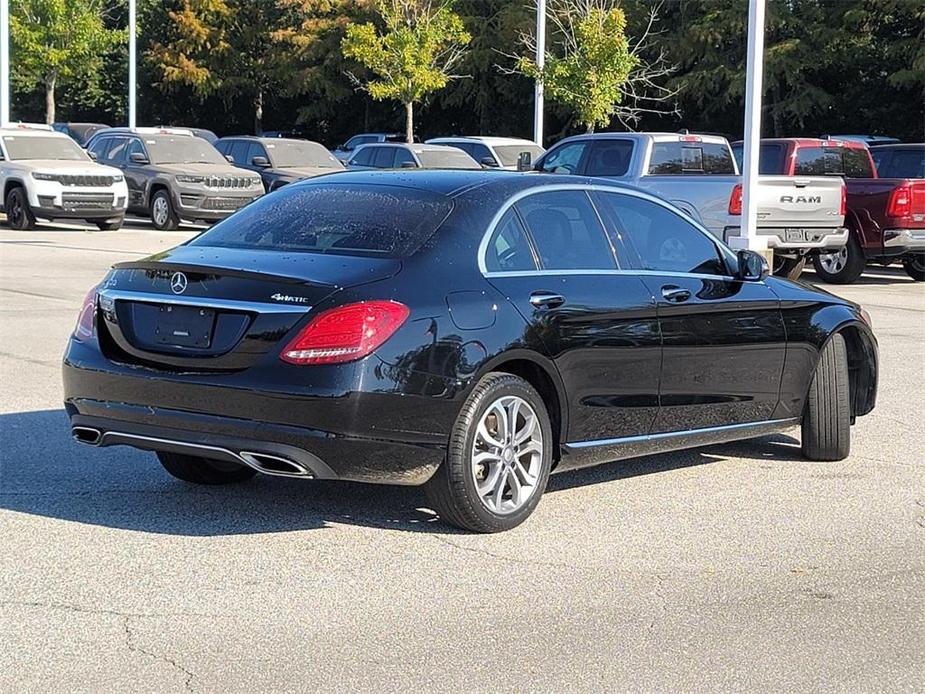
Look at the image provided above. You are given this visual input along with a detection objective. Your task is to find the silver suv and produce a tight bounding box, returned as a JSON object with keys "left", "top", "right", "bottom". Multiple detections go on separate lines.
{"left": 85, "top": 128, "right": 262, "bottom": 230}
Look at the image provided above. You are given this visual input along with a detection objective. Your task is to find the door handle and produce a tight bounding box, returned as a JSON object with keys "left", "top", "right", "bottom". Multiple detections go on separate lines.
{"left": 661, "top": 285, "right": 691, "bottom": 303}
{"left": 529, "top": 291, "right": 565, "bottom": 309}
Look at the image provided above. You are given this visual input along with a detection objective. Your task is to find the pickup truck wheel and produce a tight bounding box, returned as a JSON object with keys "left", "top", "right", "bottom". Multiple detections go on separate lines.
{"left": 157, "top": 452, "right": 257, "bottom": 485}
{"left": 424, "top": 373, "right": 553, "bottom": 533}
{"left": 801, "top": 333, "right": 850, "bottom": 461}
{"left": 772, "top": 254, "right": 806, "bottom": 280}
{"left": 150, "top": 190, "right": 179, "bottom": 230}
{"left": 5, "top": 187, "right": 37, "bottom": 230}
{"left": 812, "top": 233, "right": 866, "bottom": 284}
{"left": 902, "top": 254, "right": 925, "bottom": 281}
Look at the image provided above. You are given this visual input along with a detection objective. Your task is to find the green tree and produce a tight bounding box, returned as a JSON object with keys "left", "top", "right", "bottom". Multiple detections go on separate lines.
{"left": 10, "top": 0, "right": 124, "bottom": 123}
{"left": 148, "top": 0, "right": 290, "bottom": 133}
{"left": 341, "top": 0, "right": 472, "bottom": 143}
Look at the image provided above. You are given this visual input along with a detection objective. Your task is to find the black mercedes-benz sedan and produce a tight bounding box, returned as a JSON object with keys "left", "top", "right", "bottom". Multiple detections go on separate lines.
{"left": 63, "top": 170, "right": 879, "bottom": 532}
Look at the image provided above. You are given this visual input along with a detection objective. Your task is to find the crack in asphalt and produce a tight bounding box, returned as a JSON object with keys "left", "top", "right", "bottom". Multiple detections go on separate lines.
{"left": 648, "top": 573, "right": 671, "bottom": 631}
{"left": 123, "top": 616, "right": 195, "bottom": 692}
{"left": 428, "top": 533, "right": 582, "bottom": 570}
{"left": 2, "top": 599, "right": 221, "bottom": 621}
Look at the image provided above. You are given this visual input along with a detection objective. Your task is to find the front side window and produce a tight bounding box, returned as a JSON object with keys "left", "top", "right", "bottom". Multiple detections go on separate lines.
{"left": 125, "top": 139, "right": 147, "bottom": 162}
{"left": 539, "top": 142, "right": 587, "bottom": 174}
{"left": 584, "top": 140, "right": 634, "bottom": 176}
{"left": 877, "top": 149, "right": 925, "bottom": 178}
{"left": 88, "top": 137, "right": 111, "bottom": 162}
{"left": 516, "top": 190, "right": 617, "bottom": 270}
{"left": 102, "top": 136, "right": 129, "bottom": 165}
{"left": 485, "top": 209, "right": 536, "bottom": 272}
{"left": 393, "top": 148, "right": 416, "bottom": 168}
{"left": 593, "top": 192, "right": 729, "bottom": 276}
{"left": 372, "top": 147, "right": 396, "bottom": 168}
{"left": 349, "top": 147, "right": 373, "bottom": 166}
{"left": 246, "top": 142, "right": 268, "bottom": 165}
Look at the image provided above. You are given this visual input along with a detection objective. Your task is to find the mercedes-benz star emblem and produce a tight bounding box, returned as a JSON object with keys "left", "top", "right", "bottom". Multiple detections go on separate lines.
{"left": 170, "top": 271, "right": 188, "bottom": 295}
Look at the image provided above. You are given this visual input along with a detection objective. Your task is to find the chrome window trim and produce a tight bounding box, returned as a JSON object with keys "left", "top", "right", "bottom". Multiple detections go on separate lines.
{"left": 566, "top": 417, "right": 799, "bottom": 449}
{"left": 98, "top": 289, "right": 311, "bottom": 314}
{"left": 477, "top": 182, "right": 738, "bottom": 277}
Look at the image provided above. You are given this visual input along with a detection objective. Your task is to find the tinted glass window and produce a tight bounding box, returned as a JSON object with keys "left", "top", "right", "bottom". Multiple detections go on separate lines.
{"left": 372, "top": 147, "right": 396, "bottom": 168}
{"left": 877, "top": 149, "right": 925, "bottom": 178}
{"left": 102, "top": 136, "right": 129, "bottom": 164}
{"left": 393, "top": 148, "right": 416, "bottom": 168}
{"left": 229, "top": 141, "right": 248, "bottom": 165}
{"left": 245, "top": 142, "right": 267, "bottom": 165}
{"left": 585, "top": 139, "right": 634, "bottom": 176}
{"left": 125, "top": 139, "right": 146, "bottom": 161}
{"left": 88, "top": 136, "right": 111, "bottom": 161}
{"left": 485, "top": 209, "right": 536, "bottom": 272}
{"left": 732, "top": 143, "right": 787, "bottom": 175}
{"left": 470, "top": 143, "right": 495, "bottom": 166}
{"left": 593, "top": 192, "right": 728, "bottom": 275}
{"left": 540, "top": 142, "right": 587, "bottom": 174}
{"left": 842, "top": 148, "right": 874, "bottom": 178}
{"left": 648, "top": 141, "right": 735, "bottom": 174}
{"left": 516, "top": 191, "right": 616, "bottom": 270}
{"left": 214, "top": 140, "right": 230, "bottom": 155}
{"left": 794, "top": 147, "right": 842, "bottom": 175}
{"left": 190, "top": 183, "right": 452, "bottom": 257}
{"left": 349, "top": 147, "right": 373, "bottom": 166}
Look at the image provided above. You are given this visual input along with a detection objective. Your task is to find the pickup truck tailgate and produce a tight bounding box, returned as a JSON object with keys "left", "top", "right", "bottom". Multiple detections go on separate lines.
{"left": 758, "top": 176, "right": 844, "bottom": 227}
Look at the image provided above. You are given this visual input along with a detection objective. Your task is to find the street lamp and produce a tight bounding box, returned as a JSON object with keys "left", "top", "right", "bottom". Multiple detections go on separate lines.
{"left": 533, "top": 0, "right": 545, "bottom": 147}
{"left": 1, "top": 0, "right": 10, "bottom": 124}
{"left": 128, "top": 0, "right": 136, "bottom": 128}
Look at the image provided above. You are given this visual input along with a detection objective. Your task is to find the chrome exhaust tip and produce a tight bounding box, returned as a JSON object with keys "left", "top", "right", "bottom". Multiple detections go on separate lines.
{"left": 72, "top": 426, "right": 102, "bottom": 445}
{"left": 238, "top": 451, "right": 313, "bottom": 478}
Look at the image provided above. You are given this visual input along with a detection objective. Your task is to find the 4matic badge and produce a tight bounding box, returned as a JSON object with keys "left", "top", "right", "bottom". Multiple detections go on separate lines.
{"left": 270, "top": 293, "right": 311, "bottom": 304}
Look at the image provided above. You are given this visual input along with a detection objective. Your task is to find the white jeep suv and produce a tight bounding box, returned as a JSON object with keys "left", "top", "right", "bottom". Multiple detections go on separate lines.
{"left": 0, "top": 124, "right": 129, "bottom": 230}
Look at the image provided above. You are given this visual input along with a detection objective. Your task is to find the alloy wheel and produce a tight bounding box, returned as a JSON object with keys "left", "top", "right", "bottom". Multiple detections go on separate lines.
{"left": 152, "top": 197, "right": 169, "bottom": 227}
{"left": 818, "top": 247, "right": 848, "bottom": 274}
{"left": 471, "top": 395, "right": 543, "bottom": 515}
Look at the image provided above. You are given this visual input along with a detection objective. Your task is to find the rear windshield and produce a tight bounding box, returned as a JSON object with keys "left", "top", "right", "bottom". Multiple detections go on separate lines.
{"left": 3, "top": 135, "right": 88, "bottom": 161}
{"left": 188, "top": 183, "right": 452, "bottom": 258}
{"left": 415, "top": 149, "right": 479, "bottom": 169}
{"left": 794, "top": 146, "right": 874, "bottom": 178}
{"left": 731, "top": 143, "right": 787, "bottom": 175}
{"left": 648, "top": 141, "right": 735, "bottom": 174}
{"left": 146, "top": 136, "right": 227, "bottom": 165}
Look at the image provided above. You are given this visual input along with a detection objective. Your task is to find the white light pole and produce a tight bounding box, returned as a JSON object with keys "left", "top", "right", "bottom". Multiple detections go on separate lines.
{"left": 1, "top": 0, "right": 10, "bottom": 125}
{"left": 730, "top": 0, "right": 769, "bottom": 259}
{"left": 533, "top": 0, "right": 545, "bottom": 146}
{"left": 128, "top": 0, "right": 136, "bottom": 128}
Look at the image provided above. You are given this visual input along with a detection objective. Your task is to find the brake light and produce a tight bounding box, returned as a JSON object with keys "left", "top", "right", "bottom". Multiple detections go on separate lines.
{"left": 886, "top": 184, "right": 911, "bottom": 218}
{"left": 840, "top": 183, "right": 847, "bottom": 217}
{"left": 280, "top": 300, "right": 410, "bottom": 365}
{"left": 74, "top": 286, "right": 98, "bottom": 340}
{"left": 728, "top": 183, "right": 743, "bottom": 215}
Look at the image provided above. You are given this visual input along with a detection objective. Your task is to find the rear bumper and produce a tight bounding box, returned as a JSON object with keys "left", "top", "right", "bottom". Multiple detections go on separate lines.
{"left": 882, "top": 228, "right": 925, "bottom": 253}
{"left": 63, "top": 337, "right": 462, "bottom": 485}
{"left": 724, "top": 226, "right": 848, "bottom": 251}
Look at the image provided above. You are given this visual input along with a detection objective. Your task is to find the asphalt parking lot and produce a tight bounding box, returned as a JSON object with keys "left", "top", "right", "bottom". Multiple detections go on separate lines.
{"left": 1, "top": 220, "right": 923, "bottom": 693}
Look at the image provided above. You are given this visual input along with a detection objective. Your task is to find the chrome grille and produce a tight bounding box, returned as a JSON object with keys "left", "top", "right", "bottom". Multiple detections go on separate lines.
{"left": 204, "top": 176, "right": 254, "bottom": 189}
{"left": 55, "top": 174, "right": 115, "bottom": 186}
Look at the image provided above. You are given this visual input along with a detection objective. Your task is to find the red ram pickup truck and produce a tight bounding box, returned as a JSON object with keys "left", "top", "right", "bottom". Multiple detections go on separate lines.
{"left": 732, "top": 138, "right": 925, "bottom": 282}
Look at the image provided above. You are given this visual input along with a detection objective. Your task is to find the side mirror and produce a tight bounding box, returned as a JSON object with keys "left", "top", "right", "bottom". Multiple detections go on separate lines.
{"left": 88, "top": 151, "right": 98, "bottom": 161}
{"left": 129, "top": 152, "right": 149, "bottom": 164}
{"left": 224, "top": 154, "right": 235, "bottom": 164}
{"left": 480, "top": 155, "right": 499, "bottom": 168}
{"left": 737, "top": 249, "right": 770, "bottom": 281}
{"left": 516, "top": 151, "right": 533, "bottom": 171}
{"left": 251, "top": 155, "right": 270, "bottom": 168}
{"left": 399, "top": 160, "right": 418, "bottom": 169}
{"left": 338, "top": 144, "right": 348, "bottom": 152}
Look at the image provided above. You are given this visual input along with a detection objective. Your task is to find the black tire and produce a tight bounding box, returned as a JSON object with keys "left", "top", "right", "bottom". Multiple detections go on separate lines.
{"left": 150, "top": 189, "right": 179, "bottom": 230}
{"left": 157, "top": 451, "right": 257, "bottom": 485}
{"left": 5, "top": 187, "right": 37, "bottom": 230}
{"left": 902, "top": 254, "right": 925, "bottom": 282}
{"left": 94, "top": 216, "right": 124, "bottom": 231}
{"left": 812, "top": 233, "right": 866, "bottom": 284}
{"left": 773, "top": 254, "right": 806, "bottom": 280}
{"left": 801, "top": 333, "right": 851, "bottom": 461}
{"left": 424, "top": 372, "right": 554, "bottom": 533}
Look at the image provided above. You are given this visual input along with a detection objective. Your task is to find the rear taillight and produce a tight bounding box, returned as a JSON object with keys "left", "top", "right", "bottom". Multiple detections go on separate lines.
{"left": 280, "top": 300, "right": 410, "bottom": 365}
{"left": 728, "top": 183, "right": 743, "bottom": 215}
{"left": 74, "top": 286, "right": 98, "bottom": 340}
{"left": 840, "top": 183, "right": 847, "bottom": 217}
{"left": 886, "top": 184, "right": 911, "bottom": 218}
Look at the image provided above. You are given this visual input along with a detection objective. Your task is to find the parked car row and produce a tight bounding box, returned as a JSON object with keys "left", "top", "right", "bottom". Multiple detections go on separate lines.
{"left": 4, "top": 121, "right": 922, "bottom": 283}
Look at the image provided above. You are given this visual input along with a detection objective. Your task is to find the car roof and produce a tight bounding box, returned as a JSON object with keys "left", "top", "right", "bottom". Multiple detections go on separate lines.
{"left": 428, "top": 136, "right": 539, "bottom": 146}
{"left": 731, "top": 137, "right": 870, "bottom": 149}
{"left": 218, "top": 135, "right": 321, "bottom": 146}
{"left": 296, "top": 168, "right": 639, "bottom": 198}
{"left": 0, "top": 127, "right": 68, "bottom": 138}
{"left": 869, "top": 142, "right": 923, "bottom": 150}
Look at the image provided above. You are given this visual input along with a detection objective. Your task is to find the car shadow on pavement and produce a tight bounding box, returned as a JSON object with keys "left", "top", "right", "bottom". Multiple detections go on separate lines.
{"left": 1, "top": 409, "right": 801, "bottom": 537}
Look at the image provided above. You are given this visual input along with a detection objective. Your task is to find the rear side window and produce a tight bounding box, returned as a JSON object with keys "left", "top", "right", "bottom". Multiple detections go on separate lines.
{"left": 516, "top": 190, "right": 616, "bottom": 270}
{"left": 584, "top": 140, "right": 633, "bottom": 176}
{"left": 485, "top": 209, "right": 536, "bottom": 272}
{"left": 189, "top": 183, "right": 452, "bottom": 258}
{"left": 732, "top": 143, "right": 787, "bottom": 175}
{"left": 593, "top": 192, "right": 728, "bottom": 276}
{"left": 876, "top": 149, "right": 925, "bottom": 178}
{"left": 648, "top": 142, "right": 735, "bottom": 175}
